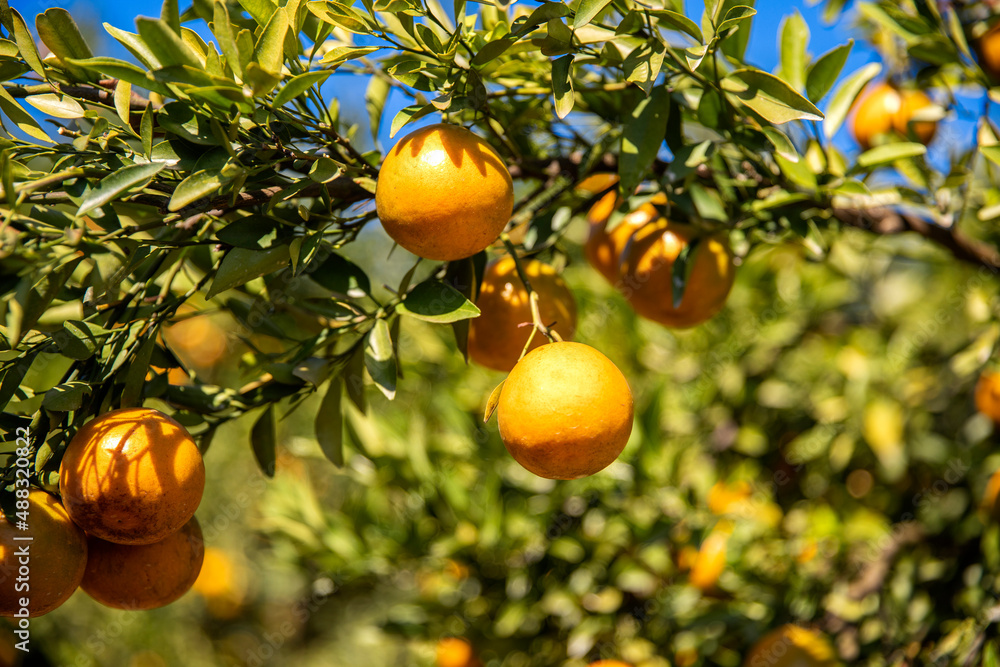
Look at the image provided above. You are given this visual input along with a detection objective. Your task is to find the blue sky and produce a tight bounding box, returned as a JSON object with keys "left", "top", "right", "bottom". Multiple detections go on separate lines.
{"left": 10, "top": 0, "right": 980, "bottom": 158}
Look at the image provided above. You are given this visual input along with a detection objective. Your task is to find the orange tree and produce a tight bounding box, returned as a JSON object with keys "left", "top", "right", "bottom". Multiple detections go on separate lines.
{"left": 4, "top": 0, "right": 1000, "bottom": 664}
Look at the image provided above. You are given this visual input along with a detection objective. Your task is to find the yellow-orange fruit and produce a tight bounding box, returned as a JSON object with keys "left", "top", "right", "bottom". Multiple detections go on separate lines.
{"left": 977, "top": 22, "right": 1000, "bottom": 83}
{"left": 690, "top": 526, "right": 729, "bottom": 592}
{"left": 576, "top": 173, "right": 619, "bottom": 194}
{"left": 436, "top": 637, "right": 481, "bottom": 667}
{"left": 497, "top": 342, "right": 634, "bottom": 479}
{"left": 161, "top": 314, "right": 229, "bottom": 369}
{"left": 976, "top": 371, "right": 1000, "bottom": 423}
{"left": 708, "top": 480, "right": 752, "bottom": 515}
{"left": 588, "top": 662, "right": 632, "bottom": 667}
{"left": 982, "top": 467, "right": 1000, "bottom": 522}
{"left": 375, "top": 124, "right": 513, "bottom": 261}
{"left": 0, "top": 490, "right": 87, "bottom": 617}
{"left": 81, "top": 517, "right": 204, "bottom": 610}
{"left": 852, "top": 83, "right": 937, "bottom": 150}
{"left": 193, "top": 547, "right": 247, "bottom": 619}
{"left": 743, "top": 625, "right": 837, "bottom": 667}
{"left": 620, "top": 220, "right": 735, "bottom": 328}
{"left": 586, "top": 194, "right": 667, "bottom": 284}
{"left": 59, "top": 408, "right": 205, "bottom": 545}
{"left": 467, "top": 257, "right": 578, "bottom": 372}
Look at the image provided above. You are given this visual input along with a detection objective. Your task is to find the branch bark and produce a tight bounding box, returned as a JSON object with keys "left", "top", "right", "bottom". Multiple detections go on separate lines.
{"left": 4, "top": 80, "right": 152, "bottom": 111}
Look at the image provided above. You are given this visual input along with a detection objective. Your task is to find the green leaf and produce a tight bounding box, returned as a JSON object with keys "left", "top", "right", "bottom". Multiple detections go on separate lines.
{"left": 717, "top": 0, "right": 753, "bottom": 59}
{"left": 721, "top": 67, "right": 824, "bottom": 124}
{"left": 320, "top": 45, "right": 380, "bottom": 67}
{"left": 35, "top": 8, "right": 93, "bottom": 79}
{"left": 207, "top": 246, "right": 291, "bottom": 299}
{"left": 103, "top": 24, "right": 161, "bottom": 69}
{"left": 365, "top": 75, "right": 390, "bottom": 143}
{"left": 239, "top": 0, "right": 278, "bottom": 26}
{"left": 273, "top": 70, "right": 330, "bottom": 106}
{"left": 66, "top": 57, "right": 171, "bottom": 96}
{"left": 137, "top": 17, "right": 202, "bottom": 69}
{"left": 716, "top": 4, "right": 756, "bottom": 36}
{"left": 573, "top": 0, "right": 612, "bottom": 29}
{"left": 364, "top": 319, "right": 396, "bottom": 400}
{"left": 250, "top": 405, "right": 277, "bottom": 477}
{"left": 471, "top": 37, "right": 516, "bottom": 67}
{"left": 855, "top": 142, "right": 926, "bottom": 170}
{"left": 823, "top": 62, "right": 880, "bottom": 139}
{"left": 169, "top": 168, "right": 237, "bottom": 211}
{"left": 397, "top": 280, "right": 481, "bottom": 323}
{"left": 217, "top": 216, "right": 290, "bottom": 249}
{"left": 254, "top": 7, "right": 289, "bottom": 73}
{"left": 513, "top": 2, "right": 571, "bottom": 38}
{"left": 981, "top": 146, "right": 1000, "bottom": 168}
{"left": 389, "top": 103, "right": 434, "bottom": 139}
{"left": 122, "top": 335, "right": 156, "bottom": 408}
{"left": 779, "top": 10, "right": 808, "bottom": 93}
{"left": 24, "top": 94, "right": 85, "bottom": 119}
{"left": 306, "top": 1, "right": 373, "bottom": 34}
{"left": 623, "top": 39, "right": 666, "bottom": 96}
{"left": 806, "top": 40, "right": 852, "bottom": 103}
{"left": 762, "top": 126, "right": 799, "bottom": 162}
{"left": 42, "top": 382, "right": 91, "bottom": 412}
{"left": 52, "top": 320, "right": 112, "bottom": 360}
{"left": 311, "top": 252, "right": 371, "bottom": 296}
{"left": 77, "top": 162, "right": 166, "bottom": 216}
{"left": 315, "top": 377, "right": 344, "bottom": 466}
{"left": 551, "top": 54, "right": 574, "bottom": 119}
{"left": 345, "top": 344, "right": 367, "bottom": 413}
{"left": 162, "top": 0, "right": 180, "bottom": 32}
{"left": 483, "top": 380, "right": 503, "bottom": 422}
{"left": 648, "top": 9, "right": 703, "bottom": 43}
{"left": 10, "top": 9, "right": 44, "bottom": 79}
{"left": 0, "top": 88, "right": 52, "bottom": 143}
{"left": 619, "top": 84, "right": 670, "bottom": 196}
{"left": 243, "top": 62, "right": 282, "bottom": 95}
{"left": 140, "top": 103, "right": 154, "bottom": 157}
{"left": 670, "top": 238, "right": 696, "bottom": 309}
{"left": 212, "top": 2, "right": 242, "bottom": 77}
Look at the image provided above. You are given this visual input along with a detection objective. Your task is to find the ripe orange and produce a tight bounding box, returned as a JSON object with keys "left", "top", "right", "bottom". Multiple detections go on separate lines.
{"left": 690, "top": 525, "right": 730, "bottom": 592}
{"left": 586, "top": 194, "right": 667, "bottom": 284}
{"left": 982, "top": 468, "right": 1000, "bottom": 522}
{"left": 743, "top": 625, "right": 837, "bottom": 667}
{"left": 576, "top": 172, "right": 619, "bottom": 195}
{"left": 708, "top": 480, "right": 752, "bottom": 515}
{"left": 82, "top": 517, "right": 204, "bottom": 610}
{"left": 619, "top": 220, "right": 735, "bottom": 328}
{"left": 193, "top": 547, "right": 247, "bottom": 619}
{"left": 436, "top": 637, "right": 481, "bottom": 667}
{"left": 852, "top": 83, "right": 937, "bottom": 150}
{"left": 0, "top": 490, "right": 87, "bottom": 617}
{"left": 375, "top": 123, "right": 513, "bottom": 261}
{"left": 59, "top": 408, "right": 206, "bottom": 545}
{"left": 975, "top": 371, "right": 1000, "bottom": 423}
{"left": 467, "top": 257, "right": 578, "bottom": 372}
{"left": 161, "top": 313, "right": 229, "bottom": 369}
{"left": 497, "top": 342, "right": 634, "bottom": 479}
{"left": 588, "top": 662, "right": 632, "bottom": 667}
{"left": 977, "top": 22, "right": 1000, "bottom": 83}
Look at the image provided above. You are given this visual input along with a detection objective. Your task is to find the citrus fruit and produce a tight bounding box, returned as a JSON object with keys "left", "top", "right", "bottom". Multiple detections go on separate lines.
{"left": 588, "top": 662, "right": 632, "bottom": 667}
{"left": 852, "top": 83, "right": 937, "bottom": 150}
{"left": 497, "top": 342, "right": 634, "bottom": 479}
{"left": 708, "top": 480, "right": 752, "bottom": 515}
{"left": 975, "top": 371, "right": 1000, "bottom": 423}
{"left": 467, "top": 257, "right": 578, "bottom": 372}
{"left": 977, "top": 22, "right": 1000, "bottom": 83}
{"left": 436, "top": 637, "right": 481, "bottom": 667}
{"left": 619, "top": 219, "right": 735, "bottom": 328}
{"left": 586, "top": 194, "right": 667, "bottom": 284}
{"left": 982, "top": 468, "right": 1000, "bottom": 522}
{"left": 375, "top": 123, "right": 513, "bottom": 261}
{"left": 743, "top": 625, "right": 837, "bottom": 667}
{"left": 161, "top": 313, "right": 229, "bottom": 369}
{"left": 690, "top": 524, "right": 730, "bottom": 592}
{"left": 59, "top": 408, "right": 206, "bottom": 545}
{"left": 193, "top": 547, "right": 247, "bottom": 619}
{"left": 0, "top": 490, "right": 87, "bottom": 617}
{"left": 576, "top": 173, "right": 619, "bottom": 194}
{"left": 81, "top": 517, "right": 204, "bottom": 610}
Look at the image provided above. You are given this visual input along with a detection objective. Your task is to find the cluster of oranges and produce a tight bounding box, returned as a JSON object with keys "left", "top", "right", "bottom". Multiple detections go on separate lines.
{"left": 1, "top": 408, "right": 206, "bottom": 617}
{"left": 435, "top": 624, "right": 838, "bottom": 667}
{"left": 375, "top": 123, "right": 738, "bottom": 482}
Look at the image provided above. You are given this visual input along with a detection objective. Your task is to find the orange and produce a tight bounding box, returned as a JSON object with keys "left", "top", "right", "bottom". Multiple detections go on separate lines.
{"left": 976, "top": 371, "right": 1000, "bottom": 423}
{"left": 59, "top": 408, "right": 206, "bottom": 545}
{"left": 497, "top": 342, "right": 634, "bottom": 479}
{"left": 977, "top": 22, "right": 1000, "bottom": 83}
{"left": 467, "top": 257, "right": 578, "bottom": 372}
{"left": 619, "top": 219, "right": 735, "bottom": 328}
{"left": 161, "top": 313, "right": 229, "bottom": 369}
{"left": 707, "top": 480, "right": 752, "bottom": 515}
{"left": 690, "top": 525, "right": 730, "bottom": 592}
{"left": 0, "top": 490, "right": 87, "bottom": 617}
{"left": 586, "top": 194, "right": 667, "bottom": 284}
{"left": 575, "top": 172, "right": 619, "bottom": 194}
{"left": 743, "top": 625, "right": 837, "bottom": 667}
{"left": 851, "top": 83, "right": 937, "bottom": 150}
{"left": 436, "top": 637, "right": 482, "bottom": 667}
{"left": 193, "top": 547, "right": 247, "bottom": 619}
{"left": 588, "top": 662, "right": 632, "bottom": 667}
{"left": 81, "top": 517, "right": 204, "bottom": 610}
{"left": 375, "top": 123, "right": 513, "bottom": 261}
{"left": 982, "top": 468, "right": 1000, "bottom": 522}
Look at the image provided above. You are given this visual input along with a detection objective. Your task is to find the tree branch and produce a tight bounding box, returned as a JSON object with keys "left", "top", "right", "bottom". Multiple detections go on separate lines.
{"left": 3, "top": 80, "right": 152, "bottom": 111}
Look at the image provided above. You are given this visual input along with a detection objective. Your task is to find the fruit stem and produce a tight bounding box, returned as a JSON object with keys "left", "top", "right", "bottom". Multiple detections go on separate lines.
{"left": 500, "top": 234, "right": 564, "bottom": 351}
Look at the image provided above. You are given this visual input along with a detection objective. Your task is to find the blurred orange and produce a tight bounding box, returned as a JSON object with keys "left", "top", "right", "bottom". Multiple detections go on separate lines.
{"left": 436, "top": 637, "right": 481, "bottom": 667}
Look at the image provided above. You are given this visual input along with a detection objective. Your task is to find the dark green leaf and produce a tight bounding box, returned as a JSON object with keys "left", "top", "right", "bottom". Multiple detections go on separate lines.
{"left": 207, "top": 246, "right": 291, "bottom": 299}
{"left": 471, "top": 37, "right": 516, "bottom": 67}
{"left": 66, "top": 57, "right": 171, "bottom": 96}
{"left": 310, "top": 252, "right": 371, "bottom": 296}
{"left": 365, "top": 75, "right": 390, "bottom": 142}
{"left": 250, "top": 405, "right": 277, "bottom": 477}
{"left": 52, "top": 320, "right": 112, "bottom": 360}
{"left": 619, "top": 84, "right": 670, "bottom": 196}
{"left": 140, "top": 103, "right": 154, "bottom": 158}
{"left": 122, "top": 334, "right": 156, "bottom": 408}
{"left": 273, "top": 70, "right": 331, "bottom": 106}
{"left": 345, "top": 344, "right": 367, "bottom": 413}
{"left": 397, "top": 280, "right": 481, "bottom": 323}
{"left": 0, "top": 351, "right": 37, "bottom": 412}
{"left": 217, "top": 216, "right": 291, "bottom": 250}
{"left": 806, "top": 40, "right": 852, "bottom": 103}
{"left": 389, "top": 103, "right": 434, "bottom": 139}
{"left": 315, "top": 377, "right": 344, "bottom": 465}
{"left": 77, "top": 162, "right": 166, "bottom": 216}
{"left": 41, "top": 382, "right": 91, "bottom": 412}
